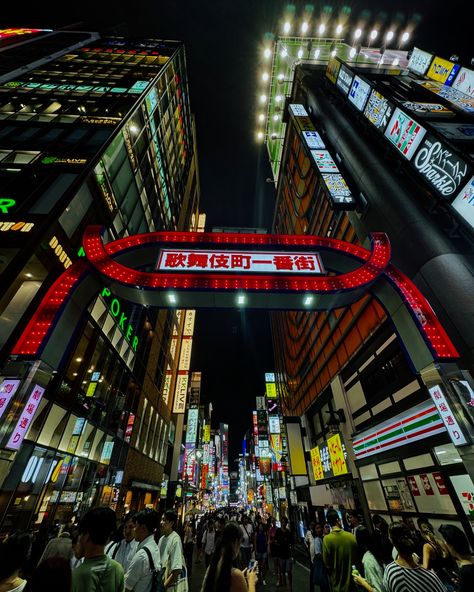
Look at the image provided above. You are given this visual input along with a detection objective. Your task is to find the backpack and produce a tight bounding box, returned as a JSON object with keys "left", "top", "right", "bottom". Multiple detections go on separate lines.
{"left": 143, "top": 546, "right": 165, "bottom": 592}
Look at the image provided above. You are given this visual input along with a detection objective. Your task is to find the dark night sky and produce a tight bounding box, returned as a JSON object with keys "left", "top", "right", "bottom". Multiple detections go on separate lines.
{"left": 2, "top": 1, "right": 472, "bottom": 463}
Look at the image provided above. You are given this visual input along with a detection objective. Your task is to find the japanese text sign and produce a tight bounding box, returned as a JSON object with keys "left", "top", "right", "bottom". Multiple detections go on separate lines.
{"left": 310, "top": 446, "right": 324, "bottom": 480}
{"left": 327, "top": 432, "right": 349, "bottom": 476}
{"left": 385, "top": 108, "right": 426, "bottom": 160}
{"left": 428, "top": 385, "right": 467, "bottom": 446}
{"left": 0, "top": 378, "right": 21, "bottom": 421}
{"left": 157, "top": 249, "right": 324, "bottom": 274}
{"left": 6, "top": 384, "right": 44, "bottom": 450}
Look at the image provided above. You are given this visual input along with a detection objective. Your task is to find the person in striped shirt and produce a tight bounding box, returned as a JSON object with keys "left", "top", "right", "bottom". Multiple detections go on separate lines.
{"left": 383, "top": 522, "right": 447, "bottom": 592}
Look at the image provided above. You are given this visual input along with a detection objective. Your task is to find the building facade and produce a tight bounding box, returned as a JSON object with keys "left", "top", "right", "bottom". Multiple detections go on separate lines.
{"left": 266, "top": 42, "right": 474, "bottom": 540}
{"left": 0, "top": 28, "right": 200, "bottom": 533}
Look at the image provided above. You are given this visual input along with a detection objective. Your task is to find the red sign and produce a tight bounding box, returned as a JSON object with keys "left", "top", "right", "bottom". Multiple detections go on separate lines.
{"left": 407, "top": 475, "right": 421, "bottom": 496}
{"left": 420, "top": 473, "right": 434, "bottom": 495}
{"left": 433, "top": 471, "right": 448, "bottom": 495}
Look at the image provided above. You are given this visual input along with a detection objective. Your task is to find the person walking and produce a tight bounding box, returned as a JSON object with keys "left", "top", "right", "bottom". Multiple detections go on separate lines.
{"left": 322, "top": 508, "right": 358, "bottom": 592}
{"left": 352, "top": 526, "right": 386, "bottom": 592}
{"left": 157, "top": 509, "right": 188, "bottom": 591}
{"left": 201, "top": 522, "right": 258, "bottom": 592}
{"left": 125, "top": 509, "right": 160, "bottom": 592}
{"left": 267, "top": 517, "right": 279, "bottom": 580}
{"left": 38, "top": 530, "right": 72, "bottom": 565}
{"left": 239, "top": 516, "right": 254, "bottom": 570}
{"left": 183, "top": 519, "right": 194, "bottom": 579}
{"left": 72, "top": 506, "right": 124, "bottom": 592}
{"left": 202, "top": 520, "right": 216, "bottom": 568}
{"left": 311, "top": 523, "right": 330, "bottom": 592}
{"left": 275, "top": 516, "right": 294, "bottom": 590}
{"left": 0, "top": 531, "right": 32, "bottom": 592}
{"left": 346, "top": 512, "right": 362, "bottom": 536}
{"left": 417, "top": 517, "right": 457, "bottom": 591}
{"left": 439, "top": 523, "right": 474, "bottom": 592}
{"left": 106, "top": 513, "right": 138, "bottom": 573}
{"left": 383, "top": 522, "right": 447, "bottom": 592}
{"left": 371, "top": 516, "right": 392, "bottom": 566}
{"left": 254, "top": 522, "right": 268, "bottom": 586}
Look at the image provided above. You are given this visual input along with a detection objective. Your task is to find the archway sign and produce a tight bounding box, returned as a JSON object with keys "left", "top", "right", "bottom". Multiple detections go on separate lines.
{"left": 12, "top": 227, "right": 458, "bottom": 371}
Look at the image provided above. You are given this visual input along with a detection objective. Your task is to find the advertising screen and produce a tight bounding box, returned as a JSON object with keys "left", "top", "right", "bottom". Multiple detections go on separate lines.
{"left": 268, "top": 415, "right": 280, "bottom": 434}
{"left": 427, "top": 56, "right": 460, "bottom": 85}
{"left": 415, "top": 80, "right": 474, "bottom": 114}
{"left": 401, "top": 101, "right": 454, "bottom": 118}
{"left": 364, "top": 89, "right": 394, "bottom": 130}
{"left": 348, "top": 75, "right": 371, "bottom": 111}
{"left": 322, "top": 174, "right": 355, "bottom": 207}
{"left": 336, "top": 64, "right": 354, "bottom": 95}
{"left": 311, "top": 150, "right": 339, "bottom": 173}
{"left": 412, "top": 135, "right": 470, "bottom": 199}
{"left": 384, "top": 108, "right": 426, "bottom": 160}
{"left": 451, "top": 175, "right": 474, "bottom": 231}
{"left": 326, "top": 56, "right": 341, "bottom": 84}
{"left": 431, "top": 122, "right": 474, "bottom": 141}
{"left": 302, "top": 130, "right": 325, "bottom": 150}
{"left": 408, "top": 47, "right": 433, "bottom": 76}
{"left": 451, "top": 67, "right": 474, "bottom": 98}
{"left": 289, "top": 104, "right": 308, "bottom": 117}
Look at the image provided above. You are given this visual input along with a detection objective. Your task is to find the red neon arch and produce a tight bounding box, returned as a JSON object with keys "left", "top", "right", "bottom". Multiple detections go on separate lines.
{"left": 11, "top": 229, "right": 459, "bottom": 360}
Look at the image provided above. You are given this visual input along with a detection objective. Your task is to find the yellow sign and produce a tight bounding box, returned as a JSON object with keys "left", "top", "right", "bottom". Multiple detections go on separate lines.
{"left": 203, "top": 424, "right": 211, "bottom": 443}
{"left": 327, "top": 433, "right": 348, "bottom": 476}
{"left": 310, "top": 446, "right": 324, "bottom": 480}
{"left": 427, "top": 56, "right": 456, "bottom": 84}
{"left": 266, "top": 382, "right": 277, "bottom": 398}
{"left": 326, "top": 56, "right": 341, "bottom": 84}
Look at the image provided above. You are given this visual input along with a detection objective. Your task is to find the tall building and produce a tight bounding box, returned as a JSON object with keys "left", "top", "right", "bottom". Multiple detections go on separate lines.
{"left": 260, "top": 32, "right": 474, "bottom": 539}
{"left": 0, "top": 28, "right": 200, "bottom": 533}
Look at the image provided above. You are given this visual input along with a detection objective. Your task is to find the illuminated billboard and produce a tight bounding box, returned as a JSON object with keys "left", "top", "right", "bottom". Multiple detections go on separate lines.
{"left": 451, "top": 67, "right": 474, "bottom": 98}
{"left": 6, "top": 385, "right": 44, "bottom": 450}
{"left": 451, "top": 175, "right": 474, "bottom": 231}
{"left": 427, "top": 56, "right": 460, "bottom": 85}
{"left": 364, "top": 89, "right": 394, "bottom": 130}
{"left": 348, "top": 75, "right": 371, "bottom": 111}
{"left": 311, "top": 150, "right": 339, "bottom": 173}
{"left": 431, "top": 122, "right": 474, "bottom": 141}
{"left": 401, "top": 101, "right": 453, "bottom": 118}
{"left": 326, "top": 56, "right": 341, "bottom": 84}
{"left": 322, "top": 174, "right": 354, "bottom": 206}
{"left": 412, "top": 135, "right": 470, "bottom": 199}
{"left": 384, "top": 108, "right": 426, "bottom": 160}
{"left": 0, "top": 378, "right": 21, "bottom": 421}
{"left": 415, "top": 80, "right": 474, "bottom": 115}
{"left": 408, "top": 48, "right": 433, "bottom": 76}
{"left": 336, "top": 64, "right": 354, "bottom": 95}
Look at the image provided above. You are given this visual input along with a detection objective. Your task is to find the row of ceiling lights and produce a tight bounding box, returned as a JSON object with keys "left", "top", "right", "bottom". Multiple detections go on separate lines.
{"left": 166, "top": 292, "right": 315, "bottom": 307}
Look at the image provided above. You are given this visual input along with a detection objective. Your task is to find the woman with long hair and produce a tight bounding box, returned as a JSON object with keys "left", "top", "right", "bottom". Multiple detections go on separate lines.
{"left": 201, "top": 522, "right": 257, "bottom": 592}
{"left": 352, "top": 526, "right": 387, "bottom": 592}
{"left": 383, "top": 522, "right": 446, "bottom": 592}
{"left": 418, "top": 517, "right": 457, "bottom": 591}
{"left": 439, "top": 524, "right": 474, "bottom": 592}
{"left": 372, "top": 515, "right": 392, "bottom": 566}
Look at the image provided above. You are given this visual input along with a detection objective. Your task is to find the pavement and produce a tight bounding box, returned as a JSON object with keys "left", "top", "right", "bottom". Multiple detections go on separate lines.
{"left": 188, "top": 546, "right": 313, "bottom": 592}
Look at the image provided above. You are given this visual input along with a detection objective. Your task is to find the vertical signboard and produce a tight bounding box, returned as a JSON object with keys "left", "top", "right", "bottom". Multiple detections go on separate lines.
{"left": 451, "top": 175, "right": 474, "bottom": 231}
{"left": 327, "top": 433, "right": 348, "bottom": 476}
{"left": 6, "top": 385, "right": 45, "bottom": 450}
{"left": 285, "top": 419, "right": 307, "bottom": 476}
{"left": 428, "top": 385, "right": 467, "bottom": 446}
{"left": 0, "top": 378, "right": 21, "bottom": 420}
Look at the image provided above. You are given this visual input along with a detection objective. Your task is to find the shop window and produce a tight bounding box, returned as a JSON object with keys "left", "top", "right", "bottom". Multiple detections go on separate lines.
{"left": 379, "top": 461, "right": 401, "bottom": 475}
{"left": 382, "top": 478, "right": 416, "bottom": 512}
{"left": 359, "top": 464, "right": 378, "bottom": 481}
{"left": 76, "top": 422, "right": 95, "bottom": 458}
{"left": 407, "top": 473, "right": 456, "bottom": 514}
{"left": 24, "top": 398, "right": 48, "bottom": 442}
{"left": 59, "top": 184, "right": 93, "bottom": 238}
{"left": 364, "top": 480, "right": 388, "bottom": 510}
{"left": 89, "top": 429, "right": 106, "bottom": 462}
{"left": 37, "top": 405, "right": 67, "bottom": 449}
{"left": 58, "top": 414, "right": 82, "bottom": 453}
{"left": 29, "top": 173, "right": 77, "bottom": 215}
{"left": 434, "top": 444, "right": 463, "bottom": 466}
{"left": 0, "top": 280, "right": 42, "bottom": 349}
{"left": 403, "top": 453, "right": 435, "bottom": 471}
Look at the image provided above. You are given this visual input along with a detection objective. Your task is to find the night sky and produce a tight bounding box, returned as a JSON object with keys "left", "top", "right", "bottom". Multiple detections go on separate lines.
{"left": 2, "top": 1, "right": 472, "bottom": 463}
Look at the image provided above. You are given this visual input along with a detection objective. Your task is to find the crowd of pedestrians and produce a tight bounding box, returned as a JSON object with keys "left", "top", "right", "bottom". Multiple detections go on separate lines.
{"left": 303, "top": 510, "right": 474, "bottom": 592}
{"left": 0, "top": 506, "right": 473, "bottom": 592}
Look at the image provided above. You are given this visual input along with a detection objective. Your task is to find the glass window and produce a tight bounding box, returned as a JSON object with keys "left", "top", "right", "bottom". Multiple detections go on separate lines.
{"left": 409, "top": 472, "right": 456, "bottom": 514}
{"left": 359, "top": 464, "right": 378, "bottom": 481}
{"left": 37, "top": 405, "right": 68, "bottom": 449}
{"left": 434, "top": 443, "right": 463, "bottom": 466}
{"left": 404, "top": 453, "right": 434, "bottom": 471}
{"left": 364, "top": 480, "right": 388, "bottom": 510}
{"left": 379, "top": 461, "right": 401, "bottom": 475}
{"left": 382, "top": 478, "right": 416, "bottom": 512}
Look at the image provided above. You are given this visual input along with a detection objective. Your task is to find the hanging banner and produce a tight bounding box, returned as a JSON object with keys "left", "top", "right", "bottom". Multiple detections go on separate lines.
{"left": 310, "top": 446, "right": 324, "bottom": 481}
{"left": 6, "top": 384, "right": 45, "bottom": 450}
{"left": 0, "top": 378, "right": 21, "bottom": 421}
{"left": 327, "top": 433, "right": 349, "bottom": 476}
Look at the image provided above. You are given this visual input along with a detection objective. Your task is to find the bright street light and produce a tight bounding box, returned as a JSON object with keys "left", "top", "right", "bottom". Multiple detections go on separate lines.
{"left": 318, "top": 23, "right": 326, "bottom": 35}
{"left": 370, "top": 29, "right": 378, "bottom": 40}
{"left": 336, "top": 24, "right": 343, "bottom": 35}
{"left": 401, "top": 31, "right": 410, "bottom": 43}
{"left": 263, "top": 48, "right": 271, "bottom": 59}
{"left": 283, "top": 21, "right": 291, "bottom": 34}
{"left": 301, "top": 21, "right": 309, "bottom": 34}
{"left": 354, "top": 28, "right": 362, "bottom": 39}
{"left": 349, "top": 47, "right": 357, "bottom": 59}
{"left": 386, "top": 30, "right": 394, "bottom": 42}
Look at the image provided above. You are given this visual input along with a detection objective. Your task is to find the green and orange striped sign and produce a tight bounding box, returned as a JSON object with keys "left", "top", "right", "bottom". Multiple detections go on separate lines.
{"left": 353, "top": 400, "right": 446, "bottom": 460}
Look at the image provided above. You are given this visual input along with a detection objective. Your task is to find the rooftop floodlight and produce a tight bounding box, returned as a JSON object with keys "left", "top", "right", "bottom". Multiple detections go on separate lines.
{"left": 354, "top": 28, "right": 362, "bottom": 39}
{"left": 262, "top": 72, "right": 269, "bottom": 82}
{"left": 304, "top": 295, "right": 314, "bottom": 306}
{"left": 273, "top": 114, "right": 279, "bottom": 121}
{"left": 260, "top": 94, "right": 267, "bottom": 103}
{"left": 278, "top": 73, "right": 284, "bottom": 81}
{"left": 370, "top": 29, "right": 378, "bottom": 40}
{"left": 336, "top": 24, "right": 343, "bottom": 35}
{"left": 386, "top": 30, "right": 394, "bottom": 42}
{"left": 257, "top": 131, "right": 264, "bottom": 140}
{"left": 314, "top": 48, "right": 321, "bottom": 59}
{"left": 264, "top": 47, "right": 272, "bottom": 59}
{"left": 331, "top": 49, "right": 337, "bottom": 57}
{"left": 401, "top": 31, "right": 410, "bottom": 43}
{"left": 167, "top": 293, "right": 177, "bottom": 304}
{"left": 271, "top": 132, "right": 278, "bottom": 139}
{"left": 237, "top": 294, "right": 246, "bottom": 305}
{"left": 275, "top": 95, "right": 282, "bottom": 103}
{"left": 318, "top": 23, "right": 326, "bottom": 35}
{"left": 349, "top": 47, "right": 357, "bottom": 59}
{"left": 392, "top": 57, "right": 400, "bottom": 66}
{"left": 297, "top": 48, "right": 304, "bottom": 59}
{"left": 283, "top": 21, "right": 291, "bottom": 34}
{"left": 301, "top": 21, "right": 309, "bottom": 34}
{"left": 258, "top": 113, "right": 265, "bottom": 122}
{"left": 281, "top": 47, "right": 288, "bottom": 58}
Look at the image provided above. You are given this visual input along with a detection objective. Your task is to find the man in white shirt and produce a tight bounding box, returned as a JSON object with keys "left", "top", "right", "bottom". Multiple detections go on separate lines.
{"left": 125, "top": 509, "right": 161, "bottom": 592}
{"left": 107, "top": 512, "right": 138, "bottom": 573}
{"left": 201, "top": 519, "right": 216, "bottom": 567}
{"left": 158, "top": 509, "right": 188, "bottom": 591}
{"left": 239, "top": 515, "right": 254, "bottom": 568}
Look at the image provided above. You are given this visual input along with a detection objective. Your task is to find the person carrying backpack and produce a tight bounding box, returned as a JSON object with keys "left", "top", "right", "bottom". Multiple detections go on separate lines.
{"left": 125, "top": 509, "right": 161, "bottom": 592}
{"left": 157, "top": 510, "right": 188, "bottom": 592}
